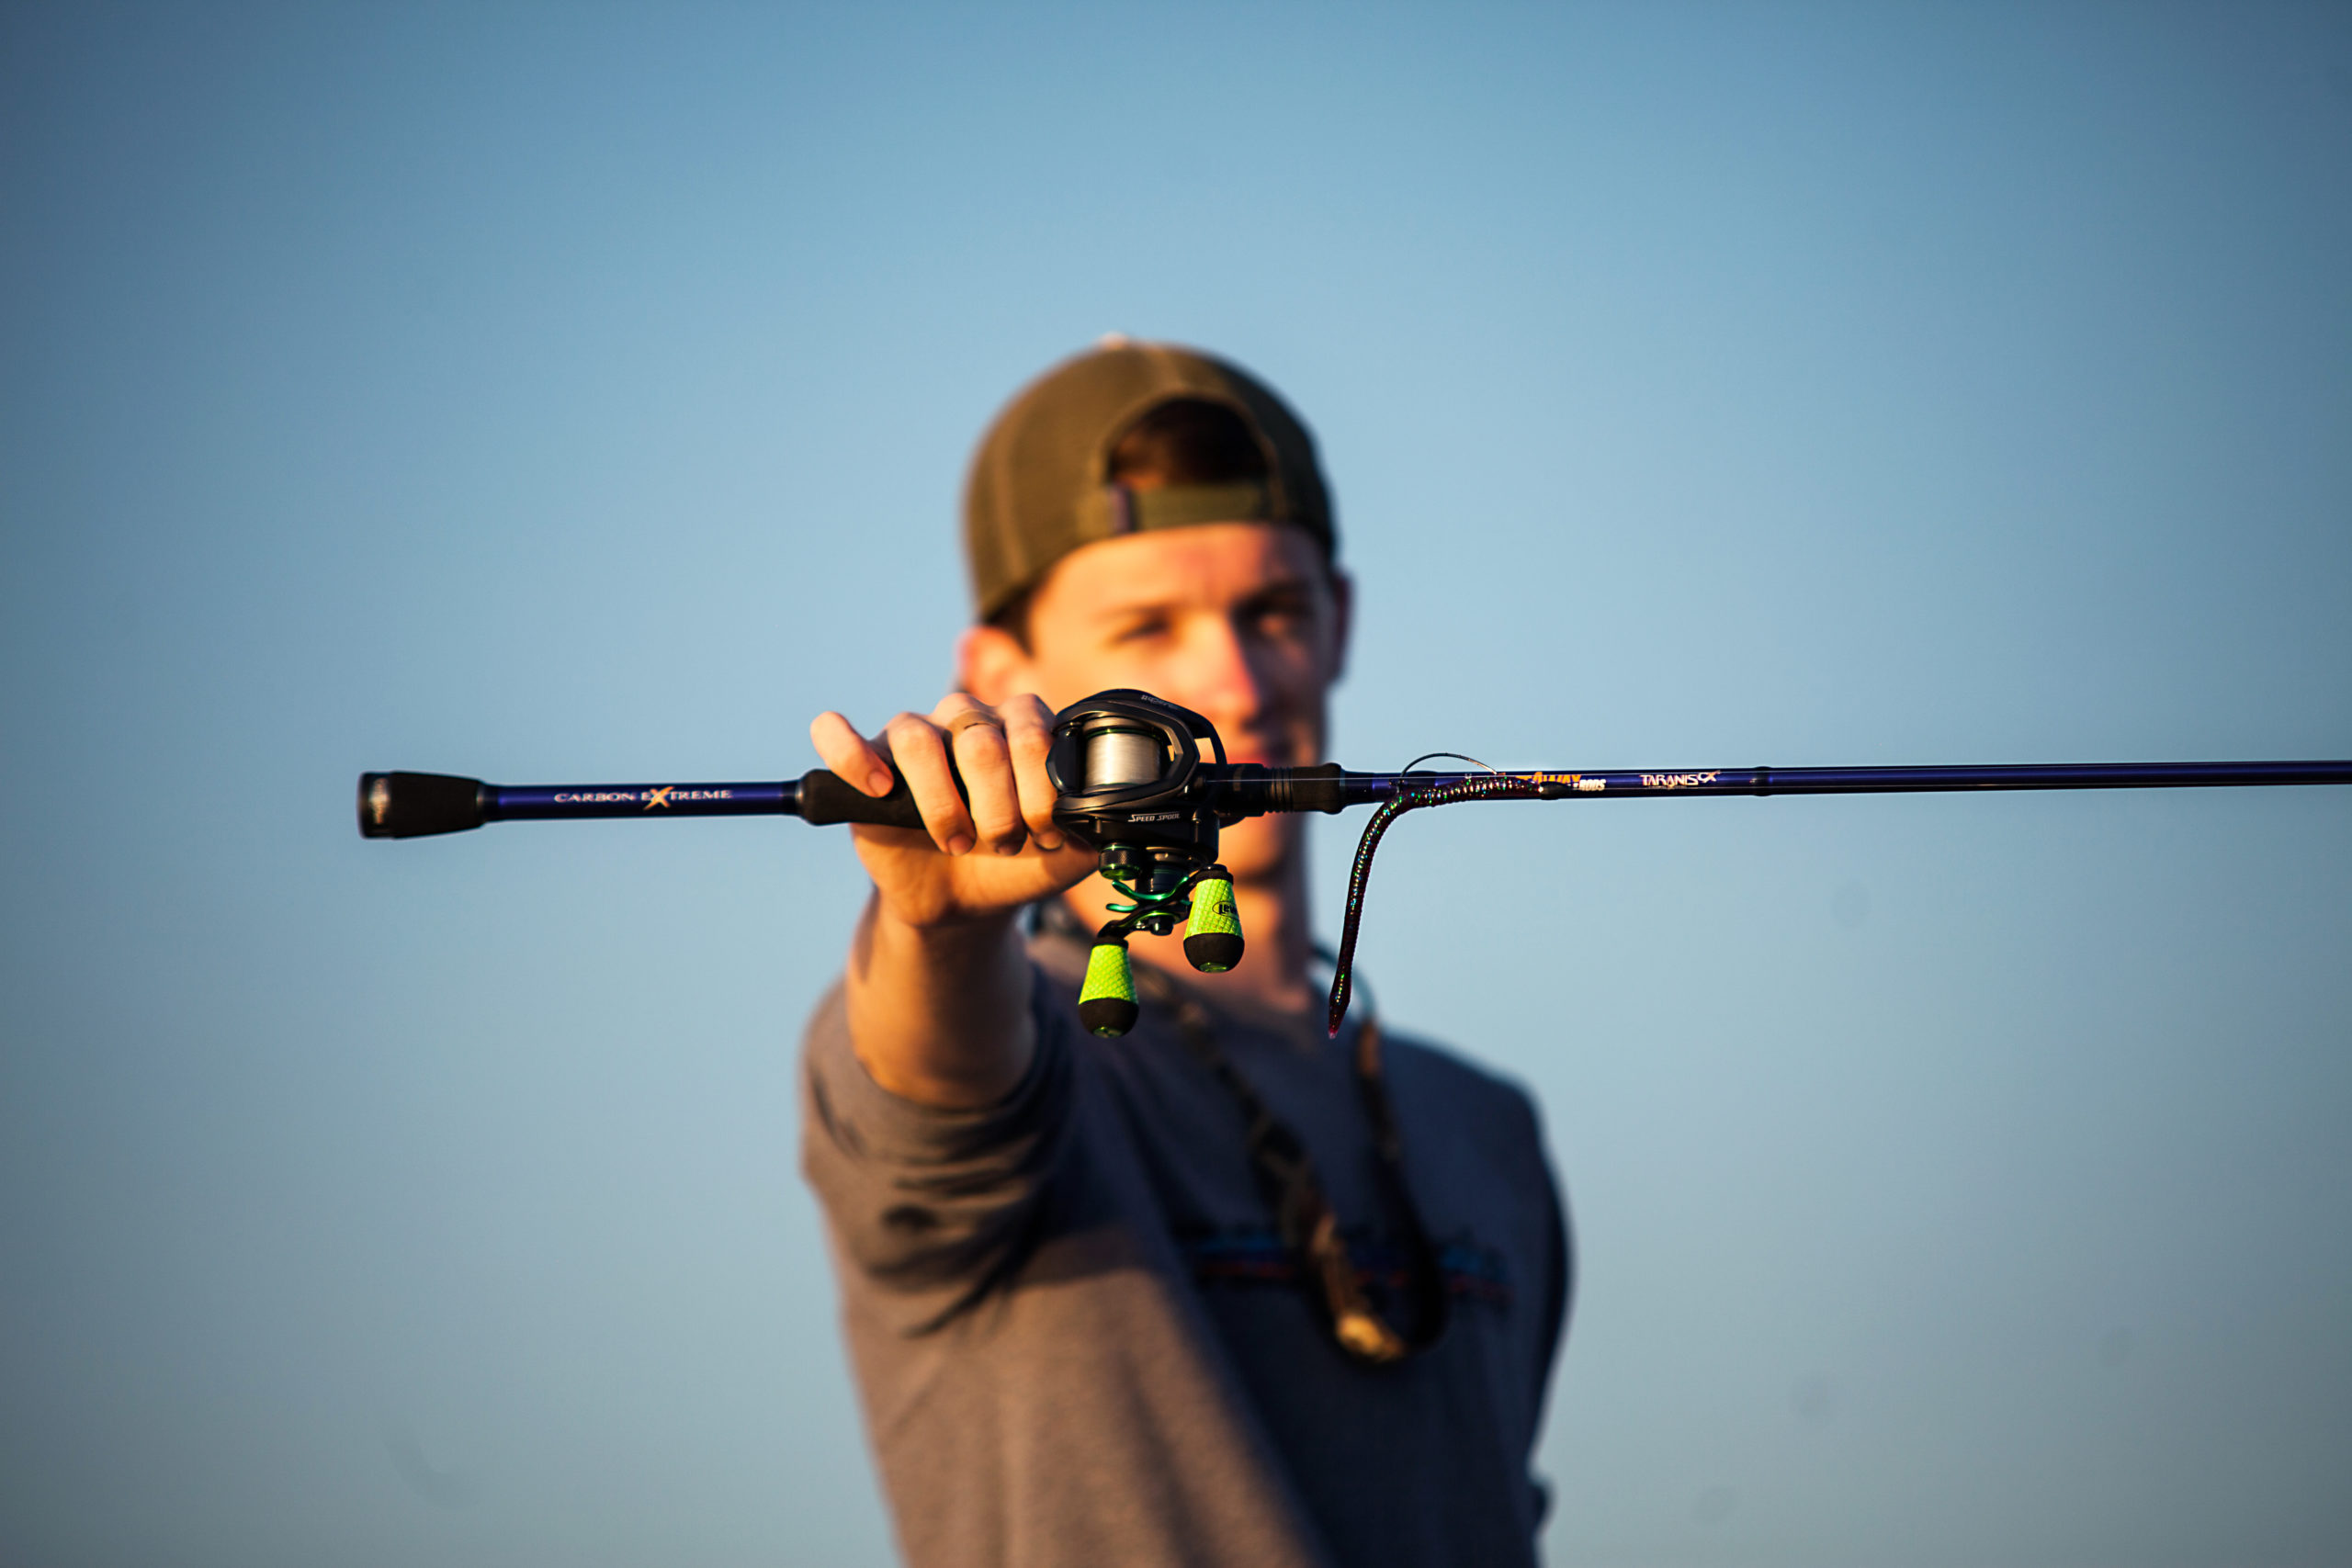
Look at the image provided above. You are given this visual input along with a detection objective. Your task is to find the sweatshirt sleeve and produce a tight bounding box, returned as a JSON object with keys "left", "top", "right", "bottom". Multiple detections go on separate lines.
{"left": 797, "top": 964, "right": 1077, "bottom": 1335}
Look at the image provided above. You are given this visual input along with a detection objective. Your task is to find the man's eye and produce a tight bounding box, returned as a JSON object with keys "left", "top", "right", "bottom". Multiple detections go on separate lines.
{"left": 1113, "top": 618, "right": 1170, "bottom": 644}
{"left": 1245, "top": 603, "right": 1309, "bottom": 637}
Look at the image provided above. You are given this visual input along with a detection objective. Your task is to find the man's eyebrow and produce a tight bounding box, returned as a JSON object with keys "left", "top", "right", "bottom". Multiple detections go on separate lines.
{"left": 1083, "top": 573, "right": 1319, "bottom": 622}
{"left": 1237, "top": 577, "right": 1317, "bottom": 605}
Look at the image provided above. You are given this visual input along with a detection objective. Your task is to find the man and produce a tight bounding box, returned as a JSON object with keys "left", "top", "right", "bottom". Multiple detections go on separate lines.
{"left": 800, "top": 340, "right": 1569, "bottom": 1567}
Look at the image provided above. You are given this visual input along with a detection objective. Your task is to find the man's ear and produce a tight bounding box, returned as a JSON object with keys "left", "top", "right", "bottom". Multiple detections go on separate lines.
{"left": 1326, "top": 566, "right": 1354, "bottom": 685}
{"left": 956, "top": 622, "right": 1037, "bottom": 706}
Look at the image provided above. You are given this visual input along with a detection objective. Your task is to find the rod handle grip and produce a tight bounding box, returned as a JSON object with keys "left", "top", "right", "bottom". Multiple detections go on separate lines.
{"left": 358, "top": 772, "right": 487, "bottom": 839}
{"left": 794, "top": 768, "right": 933, "bottom": 830}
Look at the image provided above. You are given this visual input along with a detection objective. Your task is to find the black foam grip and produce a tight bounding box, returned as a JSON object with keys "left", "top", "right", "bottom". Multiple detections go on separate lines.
{"left": 1272, "top": 762, "right": 1348, "bottom": 814}
{"left": 358, "top": 772, "right": 487, "bottom": 839}
{"left": 795, "top": 768, "right": 932, "bottom": 829}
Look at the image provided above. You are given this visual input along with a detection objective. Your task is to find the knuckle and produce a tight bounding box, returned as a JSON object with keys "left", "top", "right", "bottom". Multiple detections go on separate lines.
{"left": 886, "top": 713, "right": 942, "bottom": 752}
{"left": 954, "top": 722, "right": 1011, "bottom": 762}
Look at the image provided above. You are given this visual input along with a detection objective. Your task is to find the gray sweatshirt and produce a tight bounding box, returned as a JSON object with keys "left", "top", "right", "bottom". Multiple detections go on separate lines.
{"left": 800, "top": 928, "right": 1570, "bottom": 1567}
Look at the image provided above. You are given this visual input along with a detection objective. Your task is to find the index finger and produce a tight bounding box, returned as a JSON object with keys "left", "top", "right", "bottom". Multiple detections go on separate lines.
{"left": 809, "top": 711, "right": 896, "bottom": 797}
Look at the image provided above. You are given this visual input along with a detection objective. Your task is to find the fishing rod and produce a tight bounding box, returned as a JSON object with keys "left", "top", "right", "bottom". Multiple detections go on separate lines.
{"left": 361, "top": 689, "right": 2352, "bottom": 1039}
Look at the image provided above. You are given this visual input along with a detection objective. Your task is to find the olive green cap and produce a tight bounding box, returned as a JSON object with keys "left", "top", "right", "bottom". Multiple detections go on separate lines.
{"left": 962, "top": 339, "right": 1337, "bottom": 623}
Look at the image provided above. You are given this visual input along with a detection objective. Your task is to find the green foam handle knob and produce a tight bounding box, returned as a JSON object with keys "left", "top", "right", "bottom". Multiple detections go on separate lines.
{"left": 1182, "top": 869, "right": 1244, "bottom": 974}
{"left": 1078, "top": 934, "right": 1140, "bottom": 1037}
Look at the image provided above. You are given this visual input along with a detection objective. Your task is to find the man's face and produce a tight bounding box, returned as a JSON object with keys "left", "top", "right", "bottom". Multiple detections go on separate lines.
{"left": 960, "top": 521, "right": 1350, "bottom": 882}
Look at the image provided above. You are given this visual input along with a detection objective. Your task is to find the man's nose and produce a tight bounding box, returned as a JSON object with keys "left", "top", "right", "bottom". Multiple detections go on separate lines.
{"left": 1178, "top": 616, "right": 1273, "bottom": 742}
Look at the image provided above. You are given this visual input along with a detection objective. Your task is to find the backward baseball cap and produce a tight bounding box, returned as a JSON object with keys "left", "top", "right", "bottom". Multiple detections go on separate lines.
{"left": 963, "top": 338, "right": 1337, "bottom": 624}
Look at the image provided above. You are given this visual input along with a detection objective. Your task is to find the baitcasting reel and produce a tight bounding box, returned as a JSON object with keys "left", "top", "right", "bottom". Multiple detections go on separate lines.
{"left": 1042, "top": 690, "right": 1245, "bottom": 1036}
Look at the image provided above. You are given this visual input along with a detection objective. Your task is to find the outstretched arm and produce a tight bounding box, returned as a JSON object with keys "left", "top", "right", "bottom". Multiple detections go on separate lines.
{"left": 809, "top": 692, "right": 1096, "bottom": 1107}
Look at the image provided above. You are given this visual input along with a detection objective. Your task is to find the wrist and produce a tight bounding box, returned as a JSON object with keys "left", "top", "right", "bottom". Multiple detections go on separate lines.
{"left": 866, "top": 890, "right": 1025, "bottom": 951}
{"left": 848, "top": 895, "right": 1035, "bottom": 1108}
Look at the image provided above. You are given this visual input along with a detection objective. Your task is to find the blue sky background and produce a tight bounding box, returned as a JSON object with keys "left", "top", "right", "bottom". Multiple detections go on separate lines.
{"left": 3, "top": 4, "right": 2347, "bottom": 1564}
